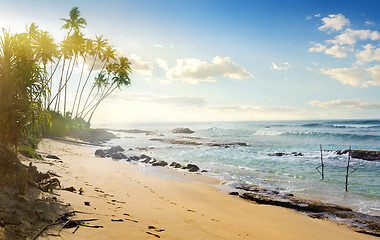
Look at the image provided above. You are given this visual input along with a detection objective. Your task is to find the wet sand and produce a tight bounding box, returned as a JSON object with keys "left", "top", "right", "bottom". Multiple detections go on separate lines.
{"left": 33, "top": 138, "right": 377, "bottom": 239}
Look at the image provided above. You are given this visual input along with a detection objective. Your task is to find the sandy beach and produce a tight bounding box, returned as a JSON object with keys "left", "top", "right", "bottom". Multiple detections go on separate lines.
{"left": 30, "top": 138, "right": 377, "bottom": 240}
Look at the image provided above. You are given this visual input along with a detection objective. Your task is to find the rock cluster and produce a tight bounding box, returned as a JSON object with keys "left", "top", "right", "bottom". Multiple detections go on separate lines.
{"left": 172, "top": 128, "right": 195, "bottom": 134}
{"left": 208, "top": 142, "right": 249, "bottom": 148}
{"left": 335, "top": 149, "right": 380, "bottom": 161}
{"left": 235, "top": 183, "right": 380, "bottom": 236}
{"left": 94, "top": 146, "right": 127, "bottom": 159}
{"left": 94, "top": 146, "right": 202, "bottom": 173}
{"left": 268, "top": 152, "right": 303, "bottom": 157}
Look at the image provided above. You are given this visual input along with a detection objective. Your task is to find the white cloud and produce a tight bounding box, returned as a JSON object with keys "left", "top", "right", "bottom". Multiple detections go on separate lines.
{"left": 109, "top": 92, "right": 207, "bottom": 107}
{"left": 166, "top": 56, "right": 253, "bottom": 84}
{"left": 318, "top": 14, "right": 350, "bottom": 32}
{"left": 309, "top": 99, "right": 380, "bottom": 109}
{"left": 365, "top": 20, "right": 375, "bottom": 25}
{"left": 309, "top": 43, "right": 350, "bottom": 58}
{"left": 208, "top": 105, "right": 298, "bottom": 113}
{"left": 331, "top": 29, "right": 380, "bottom": 45}
{"left": 321, "top": 66, "right": 380, "bottom": 87}
{"left": 308, "top": 43, "right": 326, "bottom": 53}
{"left": 129, "top": 54, "right": 153, "bottom": 74}
{"left": 366, "top": 65, "right": 380, "bottom": 86}
{"left": 156, "top": 58, "right": 169, "bottom": 71}
{"left": 153, "top": 44, "right": 163, "bottom": 48}
{"left": 324, "top": 45, "right": 350, "bottom": 58}
{"left": 320, "top": 67, "right": 367, "bottom": 87}
{"left": 306, "top": 16, "right": 312, "bottom": 20}
{"left": 271, "top": 62, "right": 291, "bottom": 70}
{"left": 355, "top": 44, "right": 380, "bottom": 64}
{"left": 314, "top": 13, "right": 321, "bottom": 18}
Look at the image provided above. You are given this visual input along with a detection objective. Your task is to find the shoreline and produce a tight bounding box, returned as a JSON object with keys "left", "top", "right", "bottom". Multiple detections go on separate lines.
{"left": 30, "top": 138, "right": 378, "bottom": 239}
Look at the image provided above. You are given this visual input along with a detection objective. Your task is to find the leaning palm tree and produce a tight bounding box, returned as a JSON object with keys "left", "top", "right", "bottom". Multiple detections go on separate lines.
{"left": 79, "top": 44, "right": 117, "bottom": 116}
{"left": 85, "top": 56, "right": 132, "bottom": 122}
{"left": 75, "top": 35, "right": 107, "bottom": 118}
{"left": 61, "top": 7, "right": 87, "bottom": 36}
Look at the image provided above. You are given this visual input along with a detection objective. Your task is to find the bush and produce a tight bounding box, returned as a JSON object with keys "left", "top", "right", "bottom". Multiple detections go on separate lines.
{"left": 17, "top": 145, "right": 42, "bottom": 160}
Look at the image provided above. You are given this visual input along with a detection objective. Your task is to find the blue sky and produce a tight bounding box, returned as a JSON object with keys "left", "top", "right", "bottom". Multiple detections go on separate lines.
{"left": 1, "top": 0, "right": 380, "bottom": 123}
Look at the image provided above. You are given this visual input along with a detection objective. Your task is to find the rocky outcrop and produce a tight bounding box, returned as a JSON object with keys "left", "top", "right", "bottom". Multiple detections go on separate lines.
{"left": 183, "top": 164, "right": 200, "bottom": 172}
{"left": 236, "top": 183, "right": 380, "bottom": 236}
{"left": 152, "top": 161, "right": 168, "bottom": 167}
{"left": 172, "top": 128, "right": 195, "bottom": 134}
{"left": 170, "top": 162, "right": 182, "bottom": 168}
{"left": 268, "top": 152, "right": 303, "bottom": 157}
{"left": 209, "top": 142, "right": 249, "bottom": 148}
{"left": 335, "top": 149, "right": 380, "bottom": 161}
{"left": 95, "top": 146, "right": 126, "bottom": 159}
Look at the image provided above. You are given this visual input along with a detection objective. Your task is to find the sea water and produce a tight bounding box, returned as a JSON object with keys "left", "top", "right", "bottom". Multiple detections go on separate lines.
{"left": 98, "top": 119, "right": 380, "bottom": 216}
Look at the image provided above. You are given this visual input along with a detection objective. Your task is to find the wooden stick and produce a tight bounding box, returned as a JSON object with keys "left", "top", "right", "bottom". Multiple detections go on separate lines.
{"left": 345, "top": 146, "right": 351, "bottom": 192}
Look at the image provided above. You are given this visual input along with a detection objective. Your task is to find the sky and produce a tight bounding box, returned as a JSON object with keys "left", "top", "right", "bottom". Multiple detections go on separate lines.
{"left": 1, "top": 0, "right": 380, "bottom": 124}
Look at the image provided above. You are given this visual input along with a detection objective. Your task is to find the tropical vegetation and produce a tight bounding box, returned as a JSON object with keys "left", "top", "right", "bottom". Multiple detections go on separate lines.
{"left": 0, "top": 7, "right": 132, "bottom": 190}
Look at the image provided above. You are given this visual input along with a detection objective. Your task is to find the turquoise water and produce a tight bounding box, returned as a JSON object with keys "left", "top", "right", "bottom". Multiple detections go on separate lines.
{"left": 99, "top": 120, "right": 380, "bottom": 216}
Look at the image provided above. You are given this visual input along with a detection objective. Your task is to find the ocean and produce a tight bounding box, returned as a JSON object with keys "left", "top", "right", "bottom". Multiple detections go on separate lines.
{"left": 97, "top": 119, "right": 380, "bottom": 217}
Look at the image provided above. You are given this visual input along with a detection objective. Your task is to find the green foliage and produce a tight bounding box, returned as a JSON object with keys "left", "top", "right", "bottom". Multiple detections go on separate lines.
{"left": 42, "top": 110, "right": 90, "bottom": 138}
{"left": 0, "top": 29, "right": 47, "bottom": 149}
{"left": 17, "top": 145, "right": 42, "bottom": 160}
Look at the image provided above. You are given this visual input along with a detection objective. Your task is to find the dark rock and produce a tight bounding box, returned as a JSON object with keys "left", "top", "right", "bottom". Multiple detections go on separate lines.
{"left": 111, "top": 153, "right": 123, "bottom": 159}
{"left": 184, "top": 164, "right": 200, "bottom": 172}
{"left": 110, "top": 146, "right": 125, "bottom": 153}
{"left": 152, "top": 161, "right": 168, "bottom": 167}
{"left": 95, "top": 145, "right": 126, "bottom": 158}
{"left": 95, "top": 149, "right": 107, "bottom": 158}
{"left": 229, "top": 192, "right": 239, "bottom": 196}
{"left": 275, "top": 152, "right": 285, "bottom": 156}
{"left": 62, "top": 186, "right": 76, "bottom": 192}
{"left": 128, "top": 156, "right": 140, "bottom": 161}
{"left": 210, "top": 142, "right": 249, "bottom": 148}
{"left": 68, "top": 128, "right": 116, "bottom": 144}
{"left": 292, "top": 152, "right": 303, "bottom": 156}
{"left": 46, "top": 154, "right": 60, "bottom": 160}
{"left": 335, "top": 149, "right": 380, "bottom": 161}
{"left": 148, "top": 158, "right": 157, "bottom": 164}
{"left": 170, "top": 162, "right": 182, "bottom": 168}
{"left": 172, "top": 128, "right": 195, "bottom": 134}
{"left": 140, "top": 154, "right": 152, "bottom": 161}
{"left": 201, "top": 170, "right": 208, "bottom": 173}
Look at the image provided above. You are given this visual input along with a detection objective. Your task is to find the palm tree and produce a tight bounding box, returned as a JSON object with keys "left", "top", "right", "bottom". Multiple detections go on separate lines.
{"left": 85, "top": 56, "right": 132, "bottom": 122}
{"left": 79, "top": 44, "right": 117, "bottom": 117}
{"left": 71, "top": 37, "right": 92, "bottom": 115}
{"left": 34, "top": 30, "right": 59, "bottom": 108}
{"left": 61, "top": 7, "right": 87, "bottom": 36}
{"left": 48, "top": 32, "right": 84, "bottom": 113}
{"left": 75, "top": 35, "right": 107, "bottom": 118}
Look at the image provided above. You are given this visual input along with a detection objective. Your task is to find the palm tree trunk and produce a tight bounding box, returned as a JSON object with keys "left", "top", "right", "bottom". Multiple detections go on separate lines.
{"left": 72, "top": 56, "right": 86, "bottom": 115}
{"left": 87, "top": 84, "right": 118, "bottom": 123}
{"left": 47, "top": 57, "right": 62, "bottom": 109}
{"left": 54, "top": 58, "right": 66, "bottom": 112}
{"left": 64, "top": 56, "right": 77, "bottom": 115}
{"left": 75, "top": 55, "right": 97, "bottom": 118}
